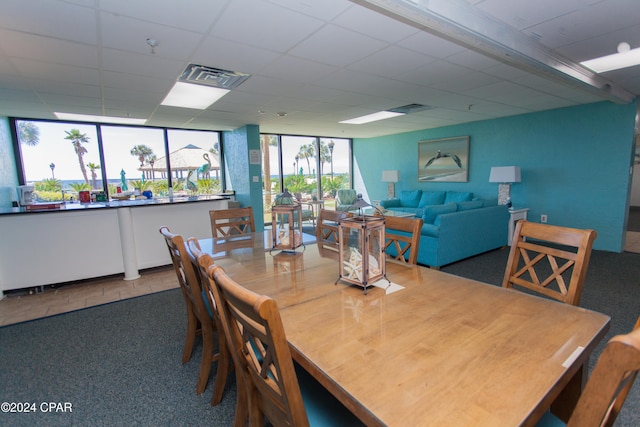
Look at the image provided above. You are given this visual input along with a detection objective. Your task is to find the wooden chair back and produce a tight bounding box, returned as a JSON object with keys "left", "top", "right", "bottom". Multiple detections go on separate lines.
{"left": 210, "top": 207, "right": 256, "bottom": 238}
{"left": 383, "top": 215, "right": 423, "bottom": 265}
{"left": 159, "top": 226, "right": 201, "bottom": 361}
{"left": 209, "top": 265, "right": 310, "bottom": 427}
{"left": 315, "top": 209, "right": 346, "bottom": 249}
{"left": 502, "top": 220, "right": 597, "bottom": 306}
{"left": 159, "top": 226, "right": 220, "bottom": 399}
{"left": 185, "top": 238, "right": 233, "bottom": 408}
{"left": 564, "top": 317, "right": 640, "bottom": 427}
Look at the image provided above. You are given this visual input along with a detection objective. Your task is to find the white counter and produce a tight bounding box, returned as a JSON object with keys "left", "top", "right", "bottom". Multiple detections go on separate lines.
{"left": 0, "top": 197, "right": 228, "bottom": 293}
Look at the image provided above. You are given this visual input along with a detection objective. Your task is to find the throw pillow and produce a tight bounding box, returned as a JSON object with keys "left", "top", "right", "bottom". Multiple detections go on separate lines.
{"left": 422, "top": 203, "right": 457, "bottom": 224}
{"left": 444, "top": 191, "right": 473, "bottom": 204}
{"left": 457, "top": 200, "right": 484, "bottom": 211}
{"left": 418, "top": 191, "right": 445, "bottom": 207}
{"left": 400, "top": 190, "right": 422, "bottom": 208}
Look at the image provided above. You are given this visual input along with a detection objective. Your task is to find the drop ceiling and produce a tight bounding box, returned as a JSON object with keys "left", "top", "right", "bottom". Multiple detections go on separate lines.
{"left": 0, "top": 0, "right": 638, "bottom": 139}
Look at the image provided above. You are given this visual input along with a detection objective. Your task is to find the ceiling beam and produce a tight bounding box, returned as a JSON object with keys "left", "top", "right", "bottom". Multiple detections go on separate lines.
{"left": 351, "top": 0, "right": 635, "bottom": 104}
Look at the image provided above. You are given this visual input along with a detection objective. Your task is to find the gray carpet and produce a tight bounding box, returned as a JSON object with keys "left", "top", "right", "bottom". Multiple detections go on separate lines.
{"left": 1, "top": 247, "right": 638, "bottom": 426}
{"left": 0, "top": 289, "right": 237, "bottom": 426}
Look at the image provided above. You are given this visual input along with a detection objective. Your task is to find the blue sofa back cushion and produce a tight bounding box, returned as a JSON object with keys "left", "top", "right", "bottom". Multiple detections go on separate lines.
{"left": 422, "top": 203, "right": 457, "bottom": 224}
{"left": 444, "top": 191, "right": 473, "bottom": 204}
{"left": 400, "top": 190, "right": 422, "bottom": 208}
{"left": 418, "top": 191, "right": 445, "bottom": 207}
{"left": 457, "top": 200, "right": 484, "bottom": 211}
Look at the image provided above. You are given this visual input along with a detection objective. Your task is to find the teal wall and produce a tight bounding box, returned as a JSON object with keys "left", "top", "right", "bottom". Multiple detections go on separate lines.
{"left": 222, "top": 125, "right": 264, "bottom": 231}
{"left": 0, "top": 117, "right": 18, "bottom": 208}
{"left": 353, "top": 101, "right": 638, "bottom": 252}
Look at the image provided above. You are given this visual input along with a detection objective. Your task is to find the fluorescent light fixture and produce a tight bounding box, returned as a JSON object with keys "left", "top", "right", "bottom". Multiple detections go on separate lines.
{"left": 581, "top": 44, "right": 640, "bottom": 73}
{"left": 340, "top": 110, "right": 405, "bottom": 125}
{"left": 54, "top": 112, "right": 146, "bottom": 125}
{"left": 161, "top": 81, "right": 230, "bottom": 109}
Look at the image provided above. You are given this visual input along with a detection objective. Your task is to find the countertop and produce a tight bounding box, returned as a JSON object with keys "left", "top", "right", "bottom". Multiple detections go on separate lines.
{"left": 0, "top": 194, "right": 231, "bottom": 216}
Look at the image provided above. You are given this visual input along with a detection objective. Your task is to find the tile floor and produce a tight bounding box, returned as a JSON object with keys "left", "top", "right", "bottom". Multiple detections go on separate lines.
{"left": 0, "top": 266, "right": 178, "bottom": 327}
{"left": 2, "top": 231, "right": 639, "bottom": 328}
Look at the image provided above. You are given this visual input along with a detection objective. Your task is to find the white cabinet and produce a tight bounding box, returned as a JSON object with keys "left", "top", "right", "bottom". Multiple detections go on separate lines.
{"left": 508, "top": 207, "right": 529, "bottom": 246}
{"left": 0, "top": 199, "right": 228, "bottom": 292}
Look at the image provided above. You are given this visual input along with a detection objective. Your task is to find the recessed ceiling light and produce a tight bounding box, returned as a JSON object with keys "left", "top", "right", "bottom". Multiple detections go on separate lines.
{"left": 340, "top": 110, "right": 405, "bottom": 125}
{"left": 54, "top": 112, "right": 146, "bottom": 125}
{"left": 581, "top": 43, "right": 640, "bottom": 73}
{"left": 161, "top": 82, "right": 230, "bottom": 109}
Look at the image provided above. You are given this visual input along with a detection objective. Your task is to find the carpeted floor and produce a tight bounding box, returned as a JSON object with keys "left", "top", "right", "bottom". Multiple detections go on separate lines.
{"left": 1, "top": 247, "right": 638, "bottom": 426}
{"left": 0, "top": 289, "right": 237, "bottom": 426}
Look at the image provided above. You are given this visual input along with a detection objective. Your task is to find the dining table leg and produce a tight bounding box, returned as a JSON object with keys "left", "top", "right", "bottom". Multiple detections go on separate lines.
{"left": 550, "top": 361, "right": 587, "bottom": 422}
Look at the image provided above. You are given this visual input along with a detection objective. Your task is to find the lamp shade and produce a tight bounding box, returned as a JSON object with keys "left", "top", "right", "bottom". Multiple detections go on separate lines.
{"left": 381, "top": 170, "right": 400, "bottom": 183}
{"left": 489, "top": 166, "right": 521, "bottom": 183}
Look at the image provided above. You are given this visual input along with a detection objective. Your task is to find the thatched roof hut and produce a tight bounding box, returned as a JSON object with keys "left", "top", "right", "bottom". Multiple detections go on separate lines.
{"left": 139, "top": 144, "right": 220, "bottom": 179}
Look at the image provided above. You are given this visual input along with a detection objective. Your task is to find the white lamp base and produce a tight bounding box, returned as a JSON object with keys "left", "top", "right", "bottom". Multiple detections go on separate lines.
{"left": 387, "top": 183, "right": 395, "bottom": 199}
{"left": 497, "top": 183, "right": 511, "bottom": 205}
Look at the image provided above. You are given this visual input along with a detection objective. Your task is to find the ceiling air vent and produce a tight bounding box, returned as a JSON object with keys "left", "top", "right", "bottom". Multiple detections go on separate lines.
{"left": 387, "top": 104, "right": 434, "bottom": 114}
{"left": 178, "top": 64, "right": 250, "bottom": 90}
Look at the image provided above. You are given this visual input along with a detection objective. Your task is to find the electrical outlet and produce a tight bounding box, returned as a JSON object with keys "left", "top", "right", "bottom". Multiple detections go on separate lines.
{"left": 540, "top": 214, "right": 548, "bottom": 223}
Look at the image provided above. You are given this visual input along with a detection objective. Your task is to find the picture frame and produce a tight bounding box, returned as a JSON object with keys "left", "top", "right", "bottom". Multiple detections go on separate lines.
{"left": 418, "top": 136, "right": 469, "bottom": 182}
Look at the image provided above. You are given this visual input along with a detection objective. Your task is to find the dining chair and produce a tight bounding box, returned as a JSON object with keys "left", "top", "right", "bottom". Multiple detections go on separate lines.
{"left": 536, "top": 316, "right": 640, "bottom": 427}
{"left": 210, "top": 207, "right": 256, "bottom": 238}
{"left": 208, "top": 264, "right": 364, "bottom": 427}
{"left": 315, "top": 208, "right": 346, "bottom": 249}
{"left": 383, "top": 215, "right": 424, "bottom": 264}
{"left": 158, "top": 226, "right": 227, "bottom": 405}
{"left": 185, "top": 238, "right": 233, "bottom": 408}
{"left": 502, "top": 220, "right": 597, "bottom": 306}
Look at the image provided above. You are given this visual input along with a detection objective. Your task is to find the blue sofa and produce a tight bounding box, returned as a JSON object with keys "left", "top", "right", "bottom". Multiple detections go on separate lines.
{"left": 382, "top": 190, "right": 509, "bottom": 268}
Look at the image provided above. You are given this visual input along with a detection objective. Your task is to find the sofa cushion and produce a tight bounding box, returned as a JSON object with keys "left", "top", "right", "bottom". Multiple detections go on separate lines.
{"left": 418, "top": 191, "right": 445, "bottom": 207}
{"left": 422, "top": 203, "right": 457, "bottom": 224}
{"left": 457, "top": 200, "right": 484, "bottom": 211}
{"left": 400, "top": 190, "right": 422, "bottom": 208}
{"left": 444, "top": 191, "right": 473, "bottom": 204}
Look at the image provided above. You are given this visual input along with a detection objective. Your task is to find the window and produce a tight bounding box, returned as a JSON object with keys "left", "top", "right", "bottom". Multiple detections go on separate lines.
{"left": 13, "top": 118, "right": 223, "bottom": 201}
{"left": 260, "top": 133, "right": 352, "bottom": 224}
{"left": 17, "top": 120, "right": 100, "bottom": 201}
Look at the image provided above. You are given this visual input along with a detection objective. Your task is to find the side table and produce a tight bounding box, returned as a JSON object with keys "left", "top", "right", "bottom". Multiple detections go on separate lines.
{"left": 508, "top": 207, "right": 529, "bottom": 246}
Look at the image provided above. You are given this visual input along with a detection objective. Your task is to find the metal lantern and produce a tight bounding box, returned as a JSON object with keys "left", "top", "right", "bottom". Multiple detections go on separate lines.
{"left": 337, "top": 196, "right": 387, "bottom": 294}
{"left": 271, "top": 188, "right": 304, "bottom": 252}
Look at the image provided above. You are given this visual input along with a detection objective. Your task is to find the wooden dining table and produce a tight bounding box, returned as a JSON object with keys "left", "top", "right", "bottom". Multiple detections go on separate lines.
{"left": 198, "top": 231, "right": 610, "bottom": 427}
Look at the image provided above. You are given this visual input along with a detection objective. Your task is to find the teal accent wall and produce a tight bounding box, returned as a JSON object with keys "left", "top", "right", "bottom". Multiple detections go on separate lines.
{"left": 354, "top": 101, "right": 638, "bottom": 252}
{"left": 222, "top": 125, "right": 264, "bottom": 231}
{"left": 0, "top": 117, "right": 18, "bottom": 208}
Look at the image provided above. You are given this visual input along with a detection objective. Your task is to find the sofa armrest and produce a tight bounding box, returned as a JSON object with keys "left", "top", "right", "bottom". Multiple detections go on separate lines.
{"left": 380, "top": 199, "right": 400, "bottom": 208}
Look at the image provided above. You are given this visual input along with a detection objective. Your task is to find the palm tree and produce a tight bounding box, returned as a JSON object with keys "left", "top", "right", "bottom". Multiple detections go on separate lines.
{"left": 18, "top": 121, "right": 40, "bottom": 146}
{"left": 130, "top": 145, "right": 154, "bottom": 167}
{"left": 64, "top": 129, "right": 90, "bottom": 185}
{"left": 318, "top": 141, "right": 331, "bottom": 176}
{"left": 298, "top": 144, "right": 315, "bottom": 176}
{"left": 87, "top": 162, "right": 101, "bottom": 189}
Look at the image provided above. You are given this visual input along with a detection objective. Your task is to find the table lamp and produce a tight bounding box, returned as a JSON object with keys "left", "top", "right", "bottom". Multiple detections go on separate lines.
{"left": 382, "top": 170, "right": 400, "bottom": 199}
{"left": 489, "top": 166, "right": 521, "bottom": 206}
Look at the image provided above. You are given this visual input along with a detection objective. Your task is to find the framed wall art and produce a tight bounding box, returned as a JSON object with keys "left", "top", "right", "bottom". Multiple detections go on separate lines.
{"left": 418, "top": 136, "right": 469, "bottom": 182}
